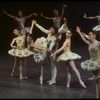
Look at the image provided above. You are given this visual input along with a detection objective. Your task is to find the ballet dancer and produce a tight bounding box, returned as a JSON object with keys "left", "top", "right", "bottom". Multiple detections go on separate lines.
{"left": 83, "top": 12, "right": 100, "bottom": 37}
{"left": 3, "top": 10, "right": 38, "bottom": 34}
{"left": 76, "top": 26, "right": 100, "bottom": 98}
{"left": 50, "top": 18, "right": 86, "bottom": 88}
{"left": 8, "top": 19, "right": 33, "bottom": 79}
{"left": 41, "top": 5, "right": 68, "bottom": 49}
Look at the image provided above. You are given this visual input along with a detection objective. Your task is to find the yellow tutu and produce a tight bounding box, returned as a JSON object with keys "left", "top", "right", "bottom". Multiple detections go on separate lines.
{"left": 8, "top": 48, "right": 33, "bottom": 58}
{"left": 57, "top": 52, "right": 81, "bottom": 62}
{"left": 57, "top": 46, "right": 81, "bottom": 62}
{"left": 81, "top": 47, "right": 100, "bottom": 71}
{"left": 8, "top": 38, "right": 33, "bottom": 58}
{"left": 33, "top": 37, "right": 48, "bottom": 63}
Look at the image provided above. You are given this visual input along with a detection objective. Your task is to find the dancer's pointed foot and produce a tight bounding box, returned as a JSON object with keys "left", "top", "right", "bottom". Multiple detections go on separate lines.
{"left": 11, "top": 72, "right": 14, "bottom": 77}
{"left": 20, "top": 76, "right": 28, "bottom": 80}
{"left": 66, "top": 83, "right": 70, "bottom": 88}
{"left": 48, "top": 81, "right": 56, "bottom": 85}
{"left": 39, "top": 76, "right": 43, "bottom": 84}
{"left": 47, "top": 80, "right": 52, "bottom": 83}
{"left": 79, "top": 80, "right": 86, "bottom": 88}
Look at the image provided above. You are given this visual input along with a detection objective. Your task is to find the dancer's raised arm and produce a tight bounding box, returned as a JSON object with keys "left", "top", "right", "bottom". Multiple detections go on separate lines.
{"left": 50, "top": 38, "right": 69, "bottom": 58}
{"left": 40, "top": 12, "right": 54, "bottom": 20}
{"left": 24, "top": 13, "right": 38, "bottom": 20}
{"left": 83, "top": 13, "right": 99, "bottom": 19}
{"left": 59, "top": 5, "right": 68, "bottom": 21}
{"left": 76, "top": 26, "right": 90, "bottom": 45}
{"left": 29, "top": 20, "right": 35, "bottom": 34}
{"left": 33, "top": 20, "right": 50, "bottom": 35}
{"left": 16, "top": 19, "right": 26, "bottom": 36}
{"left": 3, "top": 10, "right": 18, "bottom": 19}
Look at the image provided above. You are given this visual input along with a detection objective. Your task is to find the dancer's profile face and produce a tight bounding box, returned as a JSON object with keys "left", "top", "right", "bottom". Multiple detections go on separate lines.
{"left": 18, "top": 11, "right": 23, "bottom": 17}
{"left": 27, "top": 36, "right": 32, "bottom": 44}
{"left": 13, "top": 29, "right": 20, "bottom": 35}
{"left": 66, "top": 31, "right": 71, "bottom": 38}
{"left": 51, "top": 28, "right": 56, "bottom": 35}
{"left": 54, "top": 10, "right": 59, "bottom": 16}
{"left": 88, "top": 32, "right": 95, "bottom": 40}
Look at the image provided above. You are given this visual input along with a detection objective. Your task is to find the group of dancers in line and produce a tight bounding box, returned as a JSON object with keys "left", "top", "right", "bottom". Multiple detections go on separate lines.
{"left": 3, "top": 4, "right": 100, "bottom": 98}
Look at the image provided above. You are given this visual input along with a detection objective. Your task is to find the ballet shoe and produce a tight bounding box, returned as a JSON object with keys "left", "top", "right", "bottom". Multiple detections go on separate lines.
{"left": 39, "top": 77, "right": 43, "bottom": 84}
{"left": 47, "top": 80, "right": 52, "bottom": 83}
{"left": 11, "top": 71, "right": 14, "bottom": 77}
{"left": 49, "top": 81, "right": 56, "bottom": 85}
{"left": 66, "top": 83, "right": 70, "bottom": 88}
{"left": 79, "top": 80, "right": 86, "bottom": 88}
{"left": 20, "top": 76, "right": 28, "bottom": 80}
{"left": 11, "top": 73, "right": 14, "bottom": 77}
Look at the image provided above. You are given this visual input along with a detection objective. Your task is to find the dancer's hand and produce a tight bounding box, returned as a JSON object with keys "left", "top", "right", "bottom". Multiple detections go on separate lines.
{"left": 83, "top": 13, "right": 87, "bottom": 18}
{"left": 63, "top": 5, "right": 68, "bottom": 8}
{"left": 32, "top": 20, "right": 36, "bottom": 24}
{"left": 76, "top": 26, "right": 81, "bottom": 33}
{"left": 47, "top": 49, "right": 50, "bottom": 52}
{"left": 12, "top": 46, "right": 17, "bottom": 49}
{"left": 50, "top": 54, "right": 54, "bottom": 58}
{"left": 33, "top": 13, "right": 38, "bottom": 17}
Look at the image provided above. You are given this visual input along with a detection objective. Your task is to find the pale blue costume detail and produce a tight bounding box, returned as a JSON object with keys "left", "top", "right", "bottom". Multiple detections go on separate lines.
{"left": 49, "top": 19, "right": 66, "bottom": 34}
{"left": 18, "top": 18, "right": 30, "bottom": 35}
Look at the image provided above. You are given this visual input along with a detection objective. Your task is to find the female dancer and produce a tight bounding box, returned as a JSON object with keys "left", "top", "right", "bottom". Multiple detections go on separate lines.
{"left": 83, "top": 12, "right": 100, "bottom": 37}
{"left": 8, "top": 19, "right": 33, "bottom": 79}
{"left": 27, "top": 20, "right": 50, "bottom": 84}
{"left": 41, "top": 5, "right": 68, "bottom": 49}
{"left": 50, "top": 18, "right": 86, "bottom": 88}
{"left": 76, "top": 26, "right": 100, "bottom": 98}
{"left": 27, "top": 20, "right": 49, "bottom": 63}
{"left": 3, "top": 10, "right": 38, "bottom": 34}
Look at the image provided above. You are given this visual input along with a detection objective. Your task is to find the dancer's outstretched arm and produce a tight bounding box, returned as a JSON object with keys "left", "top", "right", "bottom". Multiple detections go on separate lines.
{"left": 59, "top": 5, "right": 68, "bottom": 21}
{"left": 33, "top": 20, "right": 50, "bottom": 35}
{"left": 76, "top": 26, "right": 90, "bottom": 45}
{"left": 31, "top": 41, "right": 48, "bottom": 52}
{"left": 83, "top": 13, "right": 99, "bottom": 19}
{"left": 50, "top": 38, "right": 70, "bottom": 57}
{"left": 24, "top": 13, "right": 38, "bottom": 20}
{"left": 30, "top": 20, "right": 35, "bottom": 34}
{"left": 40, "top": 12, "right": 54, "bottom": 20}
{"left": 3, "top": 10, "right": 18, "bottom": 19}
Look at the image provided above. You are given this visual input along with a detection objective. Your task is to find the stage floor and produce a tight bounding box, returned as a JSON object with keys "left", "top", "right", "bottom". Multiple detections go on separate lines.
{"left": 0, "top": 50, "right": 96, "bottom": 99}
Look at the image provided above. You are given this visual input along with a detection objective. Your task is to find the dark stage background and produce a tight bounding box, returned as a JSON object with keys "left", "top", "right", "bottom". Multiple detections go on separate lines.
{"left": 0, "top": 0, "right": 100, "bottom": 55}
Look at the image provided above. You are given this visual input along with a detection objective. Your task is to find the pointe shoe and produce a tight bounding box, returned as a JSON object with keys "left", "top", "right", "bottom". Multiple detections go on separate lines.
{"left": 20, "top": 76, "right": 28, "bottom": 80}
{"left": 11, "top": 71, "right": 14, "bottom": 77}
{"left": 11, "top": 73, "right": 13, "bottom": 77}
{"left": 47, "top": 80, "right": 52, "bottom": 83}
{"left": 80, "top": 80, "right": 86, "bottom": 88}
{"left": 66, "top": 83, "right": 70, "bottom": 88}
{"left": 49, "top": 81, "right": 56, "bottom": 85}
{"left": 39, "top": 77, "right": 43, "bottom": 84}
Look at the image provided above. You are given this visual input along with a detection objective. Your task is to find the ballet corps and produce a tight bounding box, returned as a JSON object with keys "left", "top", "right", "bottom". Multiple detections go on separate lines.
{"left": 3, "top": 4, "right": 100, "bottom": 98}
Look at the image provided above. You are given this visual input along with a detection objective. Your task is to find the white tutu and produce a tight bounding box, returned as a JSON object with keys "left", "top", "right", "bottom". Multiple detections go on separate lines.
{"left": 92, "top": 25, "right": 100, "bottom": 31}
